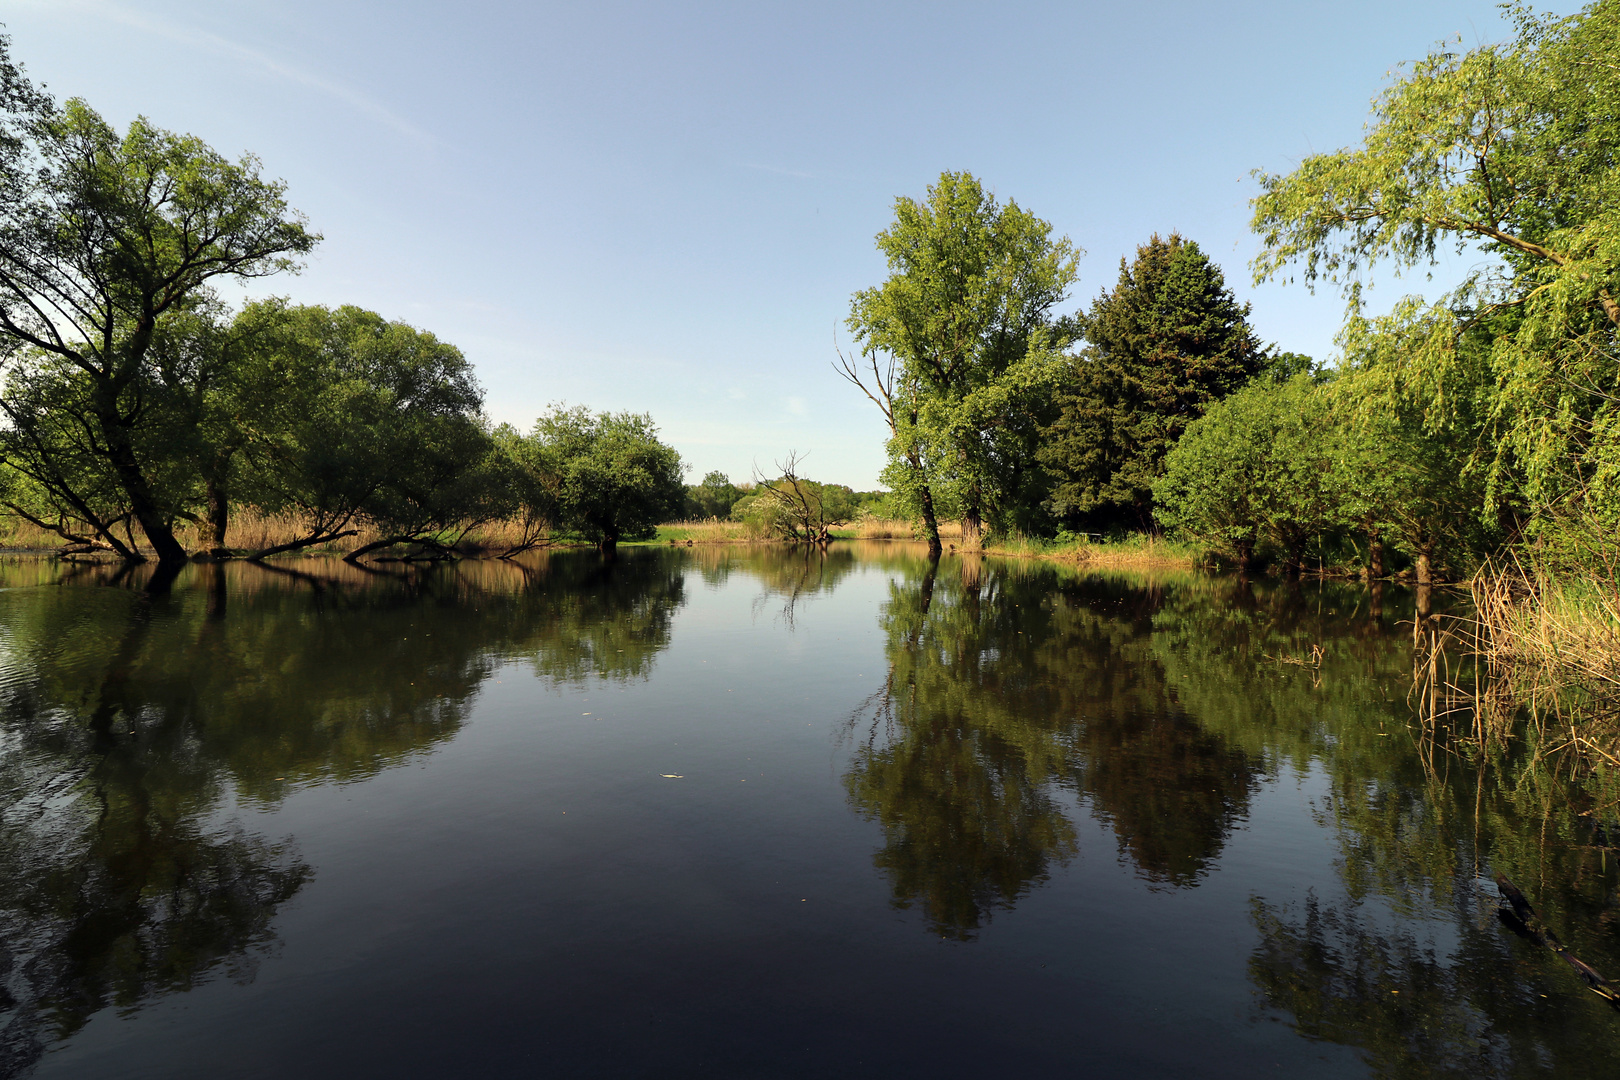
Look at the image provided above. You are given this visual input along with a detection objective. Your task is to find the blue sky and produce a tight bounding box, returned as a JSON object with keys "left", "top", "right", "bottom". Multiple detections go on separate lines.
{"left": 0, "top": 0, "right": 1584, "bottom": 487}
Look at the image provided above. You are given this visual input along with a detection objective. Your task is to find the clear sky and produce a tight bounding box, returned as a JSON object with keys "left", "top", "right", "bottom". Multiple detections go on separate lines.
{"left": 0, "top": 0, "right": 1585, "bottom": 488}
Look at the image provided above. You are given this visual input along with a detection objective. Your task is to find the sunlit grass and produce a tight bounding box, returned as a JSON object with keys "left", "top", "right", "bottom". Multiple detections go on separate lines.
{"left": 982, "top": 531, "right": 1203, "bottom": 569}
{"left": 1467, "top": 559, "right": 1620, "bottom": 750}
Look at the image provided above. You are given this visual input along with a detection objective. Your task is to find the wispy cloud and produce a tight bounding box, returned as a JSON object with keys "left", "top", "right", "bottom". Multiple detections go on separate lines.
{"left": 43, "top": 0, "right": 430, "bottom": 143}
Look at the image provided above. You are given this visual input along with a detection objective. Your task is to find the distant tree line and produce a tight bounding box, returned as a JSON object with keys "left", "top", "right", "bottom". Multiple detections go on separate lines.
{"left": 0, "top": 38, "right": 684, "bottom": 563}
{"left": 678, "top": 466, "right": 889, "bottom": 542}
{"left": 843, "top": 0, "right": 1620, "bottom": 580}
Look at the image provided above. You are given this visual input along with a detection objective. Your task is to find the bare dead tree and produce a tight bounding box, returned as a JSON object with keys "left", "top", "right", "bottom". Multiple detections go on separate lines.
{"left": 750, "top": 451, "right": 849, "bottom": 544}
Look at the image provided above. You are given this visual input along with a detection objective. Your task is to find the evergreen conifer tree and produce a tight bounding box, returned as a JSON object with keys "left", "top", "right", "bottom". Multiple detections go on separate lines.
{"left": 1038, "top": 234, "right": 1271, "bottom": 525}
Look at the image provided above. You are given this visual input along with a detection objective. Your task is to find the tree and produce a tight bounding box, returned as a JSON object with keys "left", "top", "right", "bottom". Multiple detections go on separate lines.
{"left": 1155, "top": 374, "right": 1343, "bottom": 571}
{"left": 841, "top": 171, "right": 1080, "bottom": 552}
{"left": 1039, "top": 233, "right": 1271, "bottom": 527}
{"left": 231, "top": 304, "right": 493, "bottom": 561}
{"left": 525, "top": 405, "right": 684, "bottom": 548}
{"left": 731, "top": 454, "right": 856, "bottom": 542}
{"left": 684, "top": 470, "right": 742, "bottom": 519}
{"left": 0, "top": 76, "right": 317, "bottom": 562}
{"left": 1250, "top": 0, "right": 1620, "bottom": 533}
{"left": 1327, "top": 344, "right": 1499, "bottom": 583}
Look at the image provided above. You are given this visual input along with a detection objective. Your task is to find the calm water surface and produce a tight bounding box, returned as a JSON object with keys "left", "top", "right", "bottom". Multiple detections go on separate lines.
{"left": 0, "top": 546, "right": 1616, "bottom": 1078}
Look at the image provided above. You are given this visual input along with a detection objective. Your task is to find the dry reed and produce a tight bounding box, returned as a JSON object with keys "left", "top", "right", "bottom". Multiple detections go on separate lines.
{"left": 1464, "top": 559, "right": 1620, "bottom": 742}
{"left": 851, "top": 517, "right": 964, "bottom": 540}
{"left": 0, "top": 509, "right": 570, "bottom": 559}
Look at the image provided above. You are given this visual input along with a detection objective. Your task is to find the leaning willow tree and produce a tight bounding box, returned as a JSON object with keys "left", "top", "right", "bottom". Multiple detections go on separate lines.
{"left": 0, "top": 39, "right": 316, "bottom": 564}
{"left": 1250, "top": 0, "right": 1620, "bottom": 547}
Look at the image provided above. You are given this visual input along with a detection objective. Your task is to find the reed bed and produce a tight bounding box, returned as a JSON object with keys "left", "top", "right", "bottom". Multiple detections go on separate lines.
{"left": 1462, "top": 559, "right": 1620, "bottom": 749}
{"left": 984, "top": 531, "right": 1201, "bottom": 570}
{"left": 651, "top": 519, "right": 756, "bottom": 544}
{"left": 0, "top": 509, "right": 567, "bottom": 559}
{"left": 849, "top": 517, "right": 964, "bottom": 540}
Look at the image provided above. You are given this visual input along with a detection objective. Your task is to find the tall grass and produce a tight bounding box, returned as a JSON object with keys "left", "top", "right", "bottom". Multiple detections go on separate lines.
{"left": 649, "top": 519, "right": 755, "bottom": 544}
{"left": 1465, "top": 558, "right": 1620, "bottom": 754}
{"left": 982, "top": 531, "right": 1202, "bottom": 569}
{"left": 846, "top": 516, "right": 964, "bottom": 541}
{"left": 0, "top": 509, "right": 569, "bottom": 559}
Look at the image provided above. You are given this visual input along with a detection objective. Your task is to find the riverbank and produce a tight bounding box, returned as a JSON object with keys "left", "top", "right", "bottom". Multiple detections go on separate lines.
{"left": 978, "top": 532, "right": 1203, "bottom": 570}
{"left": 1465, "top": 560, "right": 1620, "bottom": 749}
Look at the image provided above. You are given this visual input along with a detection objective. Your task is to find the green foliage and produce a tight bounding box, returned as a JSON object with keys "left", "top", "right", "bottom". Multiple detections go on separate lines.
{"left": 730, "top": 459, "right": 857, "bottom": 542}
{"left": 524, "top": 405, "right": 684, "bottom": 547}
{"left": 229, "top": 303, "right": 494, "bottom": 557}
{"left": 1155, "top": 369, "right": 1495, "bottom": 576}
{"left": 0, "top": 71, "right": 317, "bottom": 561}
{"left": 844, "top": 171, "right": 1080, "bottom": 544}
{"left": 683, "top": 470, "right": 742, "bottom": 519}
{"left": 1251, "top": 0, "right": 1620, "bottom": 534}
{"left": 1040, "top": 233, "right": 1271, "bottom": 524}
{"left": 1155, "top": 375, "right": 1342, "bottom": 569}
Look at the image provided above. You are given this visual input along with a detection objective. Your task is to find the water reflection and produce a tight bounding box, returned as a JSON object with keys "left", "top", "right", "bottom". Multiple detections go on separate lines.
{"left": 4, "top": 547, "right": 1619, "bottom": 1076}
{"left": 844, "top": 555, "right": 1276, "bottom": 936}
{"left": 0, "top": 552, "right": 687, "bottom": 1074}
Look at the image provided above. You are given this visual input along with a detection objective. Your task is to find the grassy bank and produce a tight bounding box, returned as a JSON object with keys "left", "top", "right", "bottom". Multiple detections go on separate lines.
{"left": 980, "top": 531, "right": 1204, "bottom": 570}
{"left": 0, "top": 511, "right": 572, "bottom": 559}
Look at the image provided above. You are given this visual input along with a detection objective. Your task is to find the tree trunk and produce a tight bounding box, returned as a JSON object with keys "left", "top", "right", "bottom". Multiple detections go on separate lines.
{"left": 960, "top": 512, "right": 982, "bottom": 551}
{"left": 200, "top": 474, "right": 230, "bottom": 556}
{"left": 1367, "top": 528, "right": 1385, "bottom": 579}
{"left": 1235, "top": 537, "right": 1256, "bottom": 572}
{"left": 918, "top": 483, "right": 942, "bottom": 558}
{"left": 1414, "top": 583, "right": 1433, "bottom": 647}
{"left": 96, "top": 400, "right": 186, "bottom": 564}
{"left": 343, "top": 535, "right": 418, "bottom": 564}
{"left": 1415, "top": 550, "right": 1433, "bottom": 585}
{"left": 248, "top": 528, "right": 359, "bottom": 562}
{"left": 1283, "top": 542, "right": 1304, "bottom": 578}
{"left": 961, "top": 485, "right": 983, "bottom": 550}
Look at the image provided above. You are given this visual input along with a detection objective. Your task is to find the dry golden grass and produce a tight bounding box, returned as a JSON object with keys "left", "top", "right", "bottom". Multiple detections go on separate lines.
{"left": 850, "top": 516, "right": 964, "bottom": 540}
{"left": 650, "top": 519, "right": 757, "bottom": 544}
{"left": 981, "top": 532, "right": 1201, "bottom": 570}
{"left": 1464, "top": 561, "right": 1620, "bottom": 746}
{"left": 0, "top": 509, "right": 570, "bottom": 559}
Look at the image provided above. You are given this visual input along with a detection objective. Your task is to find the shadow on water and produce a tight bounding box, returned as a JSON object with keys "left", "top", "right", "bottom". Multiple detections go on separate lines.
{"left": 0, "top": 550, "right": 687, "bottom": 1076}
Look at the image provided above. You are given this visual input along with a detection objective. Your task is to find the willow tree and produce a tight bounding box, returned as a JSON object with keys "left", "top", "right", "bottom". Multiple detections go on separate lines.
{"left": 0, "top": 57, "right": 316, "bottom": 563}
{"left": 1251, "top": 0, "right": 1620, "bottom": 533}
{"left": 841, "top": 171, "right": 1079, "bottom": 552}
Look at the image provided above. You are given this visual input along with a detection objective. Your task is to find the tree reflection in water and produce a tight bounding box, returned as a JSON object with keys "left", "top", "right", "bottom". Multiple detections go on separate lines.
{"left": 0, "top": 551, "right": 686, "bottom": 1074}
{"left": 1104, "top": 559, "right": 1620, "bottom": 1078}
{"left": 843, "top": 553, "right": 1265, "bottom": 937}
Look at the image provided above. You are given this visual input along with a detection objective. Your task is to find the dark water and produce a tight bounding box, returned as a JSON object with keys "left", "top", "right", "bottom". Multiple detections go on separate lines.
{"left": 0, "top": 546, "right": 1616, "bottom": 1079}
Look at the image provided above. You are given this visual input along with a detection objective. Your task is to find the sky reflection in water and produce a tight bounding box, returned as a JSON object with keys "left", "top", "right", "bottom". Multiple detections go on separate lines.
{"left": 0, "top": 547, "right": 1616, "bottom": 1079}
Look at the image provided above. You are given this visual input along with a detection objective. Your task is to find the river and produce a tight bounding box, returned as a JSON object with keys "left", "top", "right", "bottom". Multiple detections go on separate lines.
{"left": 0, "top": 545, "right": 1614, "bottom": 1078}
